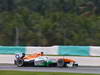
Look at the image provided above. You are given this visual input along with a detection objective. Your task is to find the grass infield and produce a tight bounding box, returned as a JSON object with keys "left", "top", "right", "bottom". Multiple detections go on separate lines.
{"left": 0, "top": 70, "right": 99, "bottom": 75}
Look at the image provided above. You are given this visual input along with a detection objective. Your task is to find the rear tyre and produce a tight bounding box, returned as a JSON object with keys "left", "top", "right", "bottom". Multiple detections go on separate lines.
{"left": 16, "top": 59, "right": 24, "bottom": 67}
{"left": 57, "top": 59, "right": 64, "bottom": 67}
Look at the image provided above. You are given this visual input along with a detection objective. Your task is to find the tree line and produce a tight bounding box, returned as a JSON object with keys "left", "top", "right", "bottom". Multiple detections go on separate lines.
{"left": 0, "top": 0, "right": 100, "bottom": 46}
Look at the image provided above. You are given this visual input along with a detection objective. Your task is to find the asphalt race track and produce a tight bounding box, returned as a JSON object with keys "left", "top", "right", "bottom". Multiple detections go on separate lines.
{"left": 0, "top": 65, "right": 100, "bottom": 74}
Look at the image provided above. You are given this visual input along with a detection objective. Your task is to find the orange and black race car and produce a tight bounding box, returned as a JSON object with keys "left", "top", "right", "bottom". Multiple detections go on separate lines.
{"left": 14, "top": 52, "right": 78, "bottom": 67}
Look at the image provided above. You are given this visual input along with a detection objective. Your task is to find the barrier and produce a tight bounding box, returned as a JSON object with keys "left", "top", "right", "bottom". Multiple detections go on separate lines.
{"left": 0, "top": 46, "right": 26, "bottom": 54}
{"left": 26, "top": 46, "right": 58, "bottom": 55}
{"left": 0, "top": 46, "right": 100, "bottom": 56}
{"left": 58, "top": 46, "right": 90, "bottom": 56}
{"left": 90, "top": 46, "right": 100, "bottom": 56}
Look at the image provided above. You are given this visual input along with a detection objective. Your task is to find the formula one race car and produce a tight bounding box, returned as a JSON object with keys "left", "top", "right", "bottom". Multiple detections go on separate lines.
{"left": 14, "top": 52, "right": 78, "bottom": 67}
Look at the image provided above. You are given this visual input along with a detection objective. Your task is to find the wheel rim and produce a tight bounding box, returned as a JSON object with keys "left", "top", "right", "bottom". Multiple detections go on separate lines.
{"left": 57, "top": 59, "right": 64, "bottom": 67}
{"left": 16, "top": 59, "right": 24, "bottom": 67}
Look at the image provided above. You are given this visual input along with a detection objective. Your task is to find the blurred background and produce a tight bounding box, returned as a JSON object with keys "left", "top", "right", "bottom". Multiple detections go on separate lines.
{"left": 0, "top": 0, "right": 100, "bottom": 46}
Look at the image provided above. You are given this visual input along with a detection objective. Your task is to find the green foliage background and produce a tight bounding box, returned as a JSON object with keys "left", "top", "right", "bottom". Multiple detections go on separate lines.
{"left": 0, "top": 0, "right": 100, "bottom": 46}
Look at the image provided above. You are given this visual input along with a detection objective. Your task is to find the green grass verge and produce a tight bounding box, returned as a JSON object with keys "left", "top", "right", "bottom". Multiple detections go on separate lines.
{"left": 0, "top": 70, "right": 99, "bottom": 75}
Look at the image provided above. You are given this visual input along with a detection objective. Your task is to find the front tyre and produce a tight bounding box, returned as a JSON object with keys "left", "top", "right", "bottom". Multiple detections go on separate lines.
{"left": 57, "top": 59, "right": 64, "bottom": 67}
